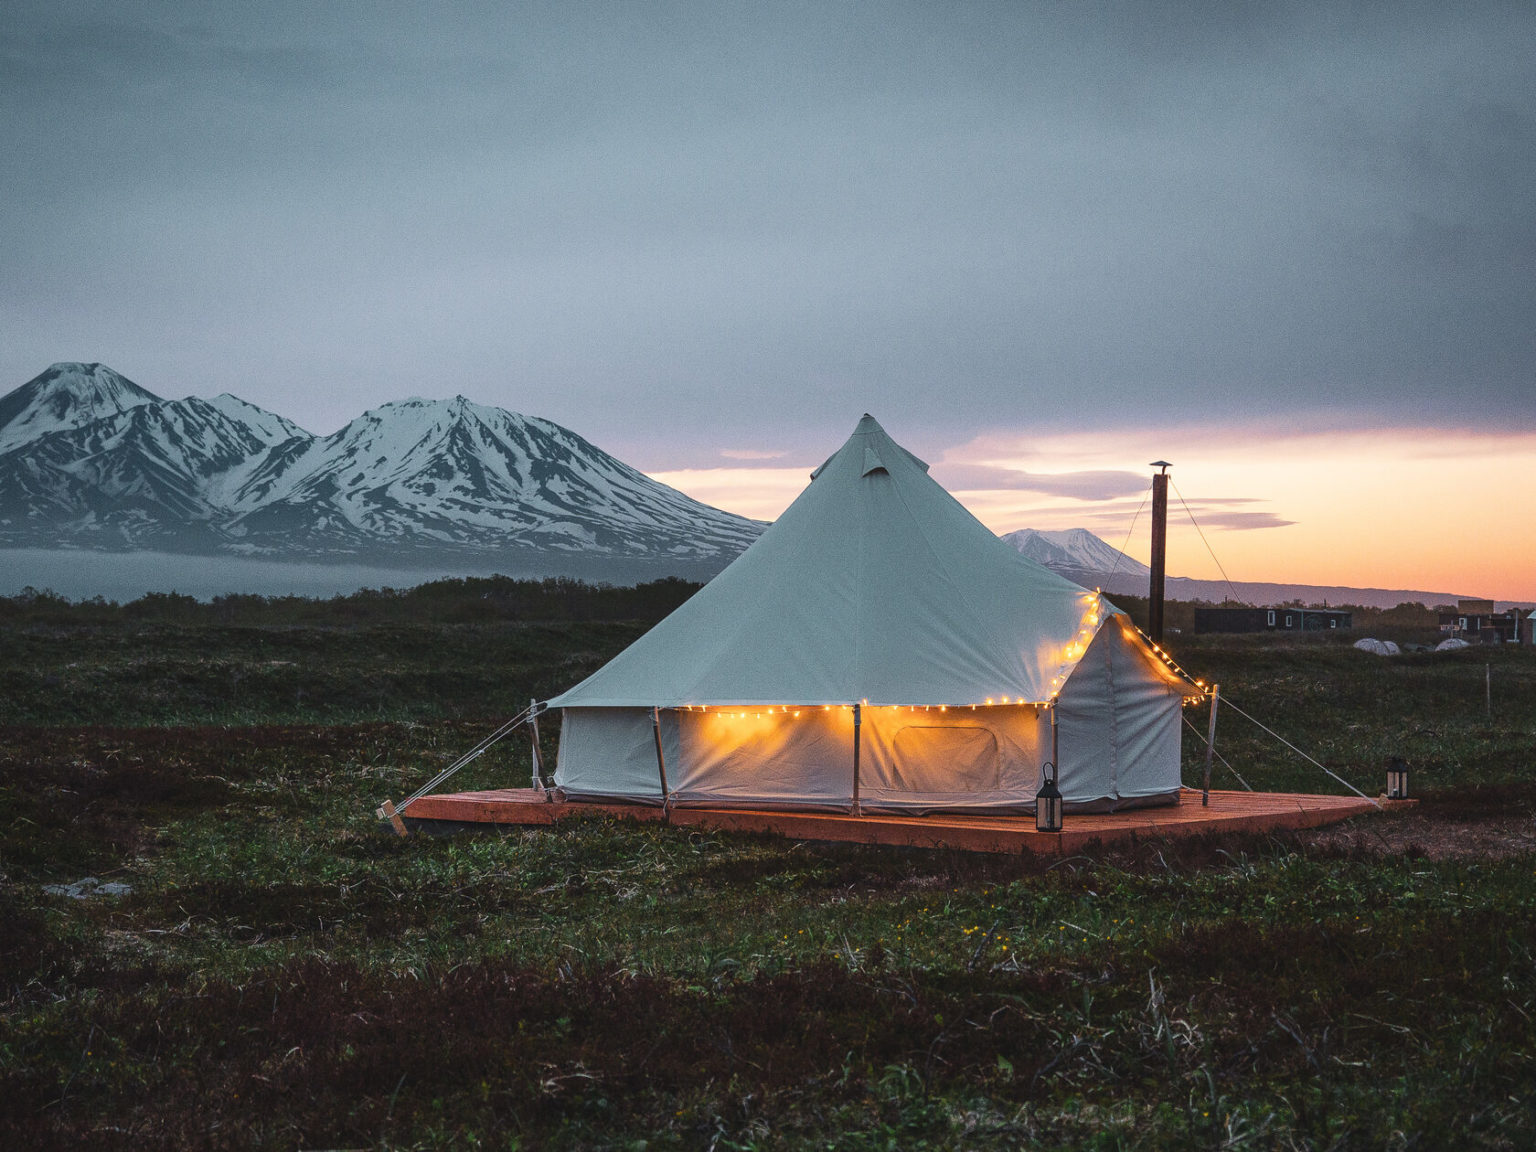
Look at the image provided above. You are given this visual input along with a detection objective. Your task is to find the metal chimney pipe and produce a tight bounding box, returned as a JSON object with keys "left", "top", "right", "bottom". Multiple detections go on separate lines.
{"left": 1149, "top": 462, "right": 1170, "bottom": 643}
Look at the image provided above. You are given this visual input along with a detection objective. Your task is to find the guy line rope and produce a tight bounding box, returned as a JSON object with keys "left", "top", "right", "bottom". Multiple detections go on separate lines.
{"left": 396, "top": 702, "right": 541, "bottom": 814}
{"left": 1131, "top": 471, "right": 1374, "bottom": 803}
{"left": 1213, "top": 694, "right": 1380, "bottom": 807}
{"left": 1180, "top": 712, "right": 1254, "bottom": 792}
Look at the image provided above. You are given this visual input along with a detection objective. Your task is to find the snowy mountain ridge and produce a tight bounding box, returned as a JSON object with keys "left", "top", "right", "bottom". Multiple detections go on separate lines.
{"left": 0, "top": 363, "right": 763, "bottom": 568}
{"left": 1002, "top": 526, "right": 1475, "bottom": 610}
{"left": 1001, "top": 527, "right": 1150, "bottom": 578}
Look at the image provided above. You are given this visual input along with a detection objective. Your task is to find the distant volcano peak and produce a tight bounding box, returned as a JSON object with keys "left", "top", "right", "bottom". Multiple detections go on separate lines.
{"left": 1001, "top": 527, "right": 1151, "bottom": 578}
{"left": 0, "top": 363, "right": 162, "bottom": 454}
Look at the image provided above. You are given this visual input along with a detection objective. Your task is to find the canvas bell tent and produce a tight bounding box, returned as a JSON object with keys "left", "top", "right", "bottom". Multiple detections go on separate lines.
{"left": 546, "top": 415, "right": 1200, "bottom": 814}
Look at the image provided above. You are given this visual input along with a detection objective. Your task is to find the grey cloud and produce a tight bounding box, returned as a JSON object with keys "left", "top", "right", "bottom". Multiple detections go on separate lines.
{"left": 1, "top": 1, "right": 1533, "bottom": 457}
{"left": 1167, "top": 497, "right": 1265, "bottom": 507}
{"left": 1048, "top": 497, "right": 1291, "bottom": 534}
{"left": 1190, "top": 511, "right": 1297, "bottom": 531}
{"left": 933, "top": 465, "right": 1148, "bottom": 500}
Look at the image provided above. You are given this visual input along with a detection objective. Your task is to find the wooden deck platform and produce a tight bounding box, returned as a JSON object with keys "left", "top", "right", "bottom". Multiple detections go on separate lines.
{"left": 398, "top": 788, "right": 1403, "bottom": 855}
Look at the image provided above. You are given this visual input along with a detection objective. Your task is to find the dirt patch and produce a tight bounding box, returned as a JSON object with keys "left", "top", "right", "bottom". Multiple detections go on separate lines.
{"left": 1299, "top": 808, "right": 1536, "bottom": 861}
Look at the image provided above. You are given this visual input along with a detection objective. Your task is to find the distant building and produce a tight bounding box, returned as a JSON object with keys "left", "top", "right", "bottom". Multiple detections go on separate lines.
{"left": 1194, "top": 607, "right": 1353, "bottom": 634}
{"left": 1439, "top": 599, "right": 1530, "bottom": 644}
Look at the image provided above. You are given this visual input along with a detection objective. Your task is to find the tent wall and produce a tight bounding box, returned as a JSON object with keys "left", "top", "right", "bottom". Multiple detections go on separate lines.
{"left": 556, "top": 702, "right": 1052, "bottom": 813}
{"left": 1054, "top": 622, "right": 1184, "bottom": 811}
{"left": 556, "top": 662, "right": 1184, "bottom": 814}
{"left": 555, "top": 707, "right": 669, "bottom": 805}
{"left": 665, "top": 706, "right": 850, "bottom": 810}
{"left": 555, "top": 622, "right": 1187, "bottom": 814}
{"left": 855, "top": 705, "right": 1047, "bottom": 813}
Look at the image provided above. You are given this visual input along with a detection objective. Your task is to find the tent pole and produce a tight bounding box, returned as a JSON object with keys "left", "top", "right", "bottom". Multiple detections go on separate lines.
{"left": 652, "top": 706, "right": 671, "bottom": 810}
{"left": 1050, "top": 701, "right": 1058, "bottom": 781}
{"left": 852, "top": 703, "right": 863, "bottom": 817}
{"left": 529, "top": 699, "right": 549, "bottom": 799}
{"left": 1202, "top": 684, "right": 1220, "bottom": 807}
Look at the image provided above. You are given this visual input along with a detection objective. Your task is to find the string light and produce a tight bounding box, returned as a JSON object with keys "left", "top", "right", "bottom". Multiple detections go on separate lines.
{"left": 650, "top": 592, "right": 1201, "bottom": 716}
{"left": 1119, "top": 616, "right": 1206, "bottom": 700}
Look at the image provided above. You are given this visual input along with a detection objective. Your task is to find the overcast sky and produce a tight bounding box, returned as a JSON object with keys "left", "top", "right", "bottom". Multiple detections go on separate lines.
{"left": 4, "top": 0, "right": 1533, "bottom": 473}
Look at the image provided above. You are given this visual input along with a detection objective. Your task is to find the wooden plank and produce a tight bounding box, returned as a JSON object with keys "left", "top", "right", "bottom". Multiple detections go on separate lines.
{"left": 404, "top": 788, "right": 668, "bottom": 826}
{"left": 396, "top": 788, "right": 1389, "bottom": 855}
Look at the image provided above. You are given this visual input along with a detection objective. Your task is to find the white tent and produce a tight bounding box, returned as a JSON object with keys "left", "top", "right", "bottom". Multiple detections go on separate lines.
{"left": 547, "top": 415, "right": 1199, "bottom": 814}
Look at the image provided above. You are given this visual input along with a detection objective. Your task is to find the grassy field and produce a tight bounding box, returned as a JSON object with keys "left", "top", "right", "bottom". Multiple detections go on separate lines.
{"left": 2, "top": 595, "right": 1534, "bottom": 1149}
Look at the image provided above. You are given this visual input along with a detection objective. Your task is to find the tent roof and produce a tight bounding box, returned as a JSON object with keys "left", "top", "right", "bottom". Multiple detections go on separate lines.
{"left": 549, "top": 415, "right": 1176, "bottom": 708}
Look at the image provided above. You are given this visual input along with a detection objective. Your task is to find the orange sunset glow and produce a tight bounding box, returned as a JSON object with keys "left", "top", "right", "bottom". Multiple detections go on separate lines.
{"left": 651, "top": 425, "right": 1536, "bottom": 603}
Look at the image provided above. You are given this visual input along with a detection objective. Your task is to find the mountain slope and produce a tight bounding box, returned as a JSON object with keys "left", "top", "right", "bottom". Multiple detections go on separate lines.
{"left": 0, "top": 394, "right": 310, "bottom": 549}
{"left": 0, "top": 363, "right": 161, "bottom": 455}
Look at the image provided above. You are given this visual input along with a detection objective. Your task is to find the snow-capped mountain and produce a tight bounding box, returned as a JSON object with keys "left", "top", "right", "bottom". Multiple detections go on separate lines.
{"left": 0, "top": 363, "right": 160, "bottom": 455}
{"left": 1001, "top": 527, "right": 1150, "bottom": 578}
{"left": 999, "top": 526, "right": 1465, "bottom": 610}
{"left": 0, "top": 389, "right": 310, "bottom": 550}
{"left": 0, "top": 364, "right": 764, "bottom": 568}
{"left": 223, "top": 396, "right": 763, "bottom": 559}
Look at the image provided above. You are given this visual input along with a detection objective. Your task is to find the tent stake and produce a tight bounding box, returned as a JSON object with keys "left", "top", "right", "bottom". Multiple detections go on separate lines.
{"left": 852, "top": 703, "right": 863, "bottom": 817}
{"left": 652, "top": 706, "right": 671, "bottom": 809}
{"left": 376, "top": 799, "right": 408, "bottom": 838}
{"left": 1202, "top": 684, "right": 1220, "bottom": 807}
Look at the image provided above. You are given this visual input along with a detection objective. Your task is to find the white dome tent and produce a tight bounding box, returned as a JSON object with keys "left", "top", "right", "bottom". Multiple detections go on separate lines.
{"left": 545, "top": 415, "right": 1201, "bottom": 814}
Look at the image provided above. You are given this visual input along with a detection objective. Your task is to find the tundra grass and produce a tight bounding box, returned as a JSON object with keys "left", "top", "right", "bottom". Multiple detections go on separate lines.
{"left": 0, "top": 619, "right": 646, "bottom": 726}
{"left": 1, "top": 622, "right": 1534, "bottom": 1149}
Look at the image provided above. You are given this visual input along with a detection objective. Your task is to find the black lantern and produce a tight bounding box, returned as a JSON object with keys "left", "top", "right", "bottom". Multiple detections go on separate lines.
{"left": 1036, "top": 762, "right": 1063, "bottom": 833}
{"left": 1386, "top": 757, "right": 1410, "bottom": 800}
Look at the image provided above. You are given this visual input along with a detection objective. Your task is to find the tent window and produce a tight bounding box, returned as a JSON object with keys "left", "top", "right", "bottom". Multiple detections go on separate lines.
{"left": 891, "top": 727, "right": 1000, "bottom": 793}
